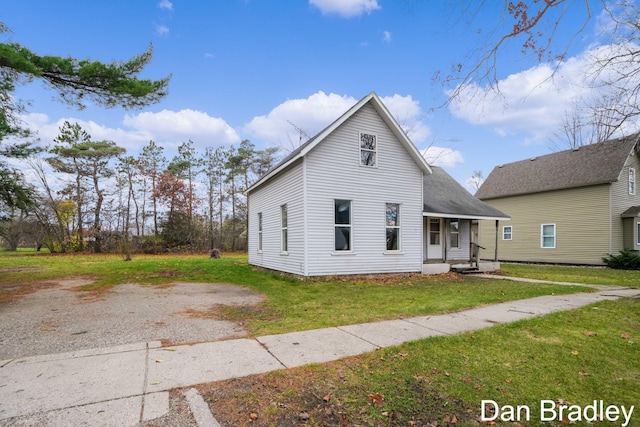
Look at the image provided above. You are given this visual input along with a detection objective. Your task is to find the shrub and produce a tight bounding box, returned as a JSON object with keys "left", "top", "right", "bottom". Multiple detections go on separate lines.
{"left": 602, "top": 249, "right": 640, "bottom": 270}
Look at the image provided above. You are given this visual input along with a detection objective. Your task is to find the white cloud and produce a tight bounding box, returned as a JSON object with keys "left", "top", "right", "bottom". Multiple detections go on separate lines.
{"left": 309, "top": 0, "right": 380, "bottom": 17}
{"left": 382, "top": 30, "right": 391, "bottom": 43}
{"left": 244, "top": 91, "right": 432, "bottom": 150}
{"left": 446, "top": 43, "right": 640, "bottom": 144}
{"left": 244, "top": 91, "right": 356, "bottom": 149}
{"left": 421, "top": 146, "right": 464, "bottom": 169}
{"left": 155, "top": 24, "right": 170, "bottom": 36}
{"left": 123, "top": 109, "right": 241, "bottom": 151}
{"left": 18, "top": 109, "right": 239, "bottom": 156}
{"left": 158, "top": 0, "right": 173, "bottom": 11}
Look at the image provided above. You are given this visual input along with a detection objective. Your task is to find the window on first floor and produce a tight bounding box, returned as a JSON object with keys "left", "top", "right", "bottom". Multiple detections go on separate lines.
{"left": 429, "top": 218, "right": 440, "bottom": 245}
{"left": 450, "top": 220, "right": 460, "bottom": 248}
{"left": 503, "top": 225, "right": 513, "bottom": 240}
{"left": 385, "top": 203, "right": 400, "bottom": 251}
{"left": 541, "top": 223, "right": 556, "bottom": 248}
{"left": 257, "top": 212, "right": 263, "bottom": 252}
{"left": 281, "top": 204, "right": 288, "bottom": 253}
{"left": 334, "top": 199, "right": 352, "bottom": 251}
{"left": 637, "top": 222, "right": 640, "bottom": 246}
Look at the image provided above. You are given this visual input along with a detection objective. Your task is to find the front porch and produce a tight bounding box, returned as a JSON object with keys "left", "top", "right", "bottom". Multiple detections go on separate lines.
{"left": 422, "top": 259, "right": 501, "bottom": 275}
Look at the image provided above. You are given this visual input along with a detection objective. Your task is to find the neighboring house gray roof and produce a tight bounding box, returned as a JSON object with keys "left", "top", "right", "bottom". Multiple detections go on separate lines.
{"left": 476, "top": 133, "right": 640, "bottom": 200}
{"left": 424, "top": 166, "right": 510, "bottom": 220}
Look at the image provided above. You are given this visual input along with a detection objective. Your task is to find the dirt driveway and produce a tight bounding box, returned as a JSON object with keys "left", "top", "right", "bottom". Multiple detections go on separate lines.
{"left": 0, "top": 278, "right": 264, "bottom": 360}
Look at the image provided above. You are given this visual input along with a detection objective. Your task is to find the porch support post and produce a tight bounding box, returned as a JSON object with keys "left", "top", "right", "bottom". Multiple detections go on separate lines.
{"left": 494, "top": 220, "right": 499, "bottom": 261}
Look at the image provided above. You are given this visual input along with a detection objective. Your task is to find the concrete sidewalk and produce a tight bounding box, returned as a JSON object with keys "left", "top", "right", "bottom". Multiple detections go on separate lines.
{"left": 1, "top": 286, "right": 638, "bottom": 426}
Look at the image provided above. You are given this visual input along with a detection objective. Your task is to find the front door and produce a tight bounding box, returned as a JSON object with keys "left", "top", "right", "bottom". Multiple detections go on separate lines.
{"left": 427, "top": 217, "right": 443, "bottom": 259}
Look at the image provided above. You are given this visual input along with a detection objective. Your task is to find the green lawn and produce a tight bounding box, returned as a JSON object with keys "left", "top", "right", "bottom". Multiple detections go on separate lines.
{"left": 501, "top": 263, "right": 640, "bottom": 287}
{"left": 3, "top": 250, "right": 639, "bottom": 425}
{"left": 0, "top": 251, "right": 598, "bottom": 336}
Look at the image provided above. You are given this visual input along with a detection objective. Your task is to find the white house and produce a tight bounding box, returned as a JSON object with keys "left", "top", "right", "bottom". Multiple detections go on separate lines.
{"left": 246, "top": 92, "right": 508, "bottom": 276}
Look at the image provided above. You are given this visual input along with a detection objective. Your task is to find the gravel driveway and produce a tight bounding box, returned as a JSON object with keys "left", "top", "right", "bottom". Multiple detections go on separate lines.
{"left": 0, "top": 278, "right": 264, "bottom": 360}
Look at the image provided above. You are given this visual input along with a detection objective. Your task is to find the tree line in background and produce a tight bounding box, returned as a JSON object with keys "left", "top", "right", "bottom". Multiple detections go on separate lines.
{"left": 1, "top": 120, "right": 278, "bottom": 254}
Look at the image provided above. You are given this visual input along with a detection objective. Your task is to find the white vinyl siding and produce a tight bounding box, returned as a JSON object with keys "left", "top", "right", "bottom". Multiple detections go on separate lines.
{"left": 611, "top": 151, "right": 640, "bottom": 255}
{"left": 304, "top": 103, "right": 424, "bottom": 275}
{"left": 247, "top": 160, "right": 304, "bottom": 275}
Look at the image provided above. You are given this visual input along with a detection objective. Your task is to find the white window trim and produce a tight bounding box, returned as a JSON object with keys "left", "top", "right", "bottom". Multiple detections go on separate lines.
{"left": 503, "top": 225, "right": 513, "bottom": 241}
{"left": 334, "top": 199, "right": 353, "bottom": 253}
{"left": 629, "top": 167, "right": 636, "bottom": 195}
{"left": 359, "top": 131, "right": 378, "bottom": 168}
{"left": 280, "top": 204, "right": 288, "bottom": 254}
{"left": 385, "top": 203, "right": 401, "bottom": 253}
{"left": 541, "top": 223, "right": 556, "bottom": 249}
{"left": 257, "top": 212, "right": 263, "bottom": 253}
{"left": 449, "top": 220, "right": 461, "bottom": 249}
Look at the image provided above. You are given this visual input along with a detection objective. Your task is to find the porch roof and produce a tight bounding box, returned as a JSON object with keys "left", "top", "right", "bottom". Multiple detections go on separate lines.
{"left": 423, "top": 166, "right": 510, "bottom": 221}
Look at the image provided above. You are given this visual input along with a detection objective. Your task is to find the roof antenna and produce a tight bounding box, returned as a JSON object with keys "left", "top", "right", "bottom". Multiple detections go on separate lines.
{"left": 287, "top": 120, "right": 310, "bottom": 145}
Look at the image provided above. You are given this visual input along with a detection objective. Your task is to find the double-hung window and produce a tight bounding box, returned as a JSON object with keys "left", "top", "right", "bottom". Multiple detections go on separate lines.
{"left": 637, "top": 222, "right": 640, "bottom": 246}
{"left": 503, "top": 226, "right": 513, "bottom": 240}
{"left": 359, "top": 132, "right": 377, "bottom": 167}
{"left": 334, "top": 199, "right": 352, "bottom": 251}
{"left": 385, "top": 203, "right": 400, "bottom": 251}
{"left": 629, "top": 167, "right": 636, "bottom": 195}
{"left": 541, "top": 224, "right": 556, "bottom": 248}
{"left": 450, "top": 220, "right": 460, "bottom": 248}
{"left": 257, "top": 212, "right": 263, "bottom": 252}
{"left": 281, "top": 205, "right": 288, "bottom": 253}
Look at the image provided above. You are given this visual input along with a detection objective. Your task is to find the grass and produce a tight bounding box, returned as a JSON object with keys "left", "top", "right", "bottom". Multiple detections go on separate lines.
{"left": 501, "top": 263, "right": 640, "bottom": 287}
{"left": 0, "top": 251, "right": 595, "bottom": 336}
{"left": 201, "top": 298, "right": 640, "bottom": 426}
{"left": 3, "top": 250, "right": 639, "bottom": 425}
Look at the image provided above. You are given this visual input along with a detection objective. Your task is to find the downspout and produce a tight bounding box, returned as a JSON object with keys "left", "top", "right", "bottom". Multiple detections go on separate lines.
{"left": 303, "top": 157, "right": 308, "bottom": 276}
{"left": 494, "top": 220, "right": 499, "bottom": 262}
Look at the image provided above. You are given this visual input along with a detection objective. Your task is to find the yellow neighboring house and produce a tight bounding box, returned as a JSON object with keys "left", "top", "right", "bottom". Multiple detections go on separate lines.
{"left": 476, "top": 133, "right": 640, "bottom": 265}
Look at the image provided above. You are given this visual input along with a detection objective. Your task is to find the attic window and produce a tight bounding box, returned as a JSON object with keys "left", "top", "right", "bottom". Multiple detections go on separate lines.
{"left": 360, "top": 132, "right": 377, "bottom": 167}
{"left": 629, "top": 167, "right": 636, "bottom": 195}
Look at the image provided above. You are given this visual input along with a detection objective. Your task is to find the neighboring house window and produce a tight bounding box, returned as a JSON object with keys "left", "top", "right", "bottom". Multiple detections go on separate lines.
{"left": 450, "top": 220, "right": 460, "bottom": 248}
{"left": 637, "top": 222, "right": 640, "bottom": 246}
{"left": 503, "top": 226, "right": 513, "bottom": 240}
{"left": 360, "top": 132, "right": 377, "bottom": 167}
{"left": 385, "top": 203, "right": 400, "bottom": 251}
{"left": 429, "top": 218, "right": 440, "bottom": 245}
{"left": 629, "top": 167, "right": 636, "bottom": 195}
{"left": 281, "top": 205, "right": 288, "bottom": 253}
{"left": 334, "top": 199, "right": 352, "bottom": 251}
{"left": 257, "top": 212, "right": 263, "bottom": 252}
{"left": 541, "top": 224, "right": 556, "bottom": 248}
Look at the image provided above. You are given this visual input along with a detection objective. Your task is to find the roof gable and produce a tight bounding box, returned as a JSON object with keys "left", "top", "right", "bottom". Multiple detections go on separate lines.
{"left": 248, "top": 92, "right": 431, "bottom": 192}
{"left": 476, "top": 133, "right": 640, "bottom": 200}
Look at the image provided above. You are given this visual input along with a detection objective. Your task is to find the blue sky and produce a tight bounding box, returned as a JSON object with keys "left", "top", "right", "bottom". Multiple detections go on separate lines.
{"left": 1, "top": 0, "right": 615, "bottom": 189}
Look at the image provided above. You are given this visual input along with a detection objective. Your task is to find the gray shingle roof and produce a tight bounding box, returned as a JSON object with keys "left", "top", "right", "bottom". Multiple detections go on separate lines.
{"left": 476, "top": 133, "right": 640, "bottom": 200}
{"left": 424, "top": 166, "right": 509, "bottom": 219}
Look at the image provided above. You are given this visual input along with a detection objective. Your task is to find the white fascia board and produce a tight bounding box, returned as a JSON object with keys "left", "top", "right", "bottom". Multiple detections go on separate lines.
{"left": 422, "top": 212, "right": 511, "bottom": 221}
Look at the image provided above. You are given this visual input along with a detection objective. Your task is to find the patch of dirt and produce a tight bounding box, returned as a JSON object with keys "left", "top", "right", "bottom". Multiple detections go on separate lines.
{"left": 0, "top": 279, "right": 264, "bottom": 360}
{"left": 198, "top": 357, "right": 479, "bottom": 427}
